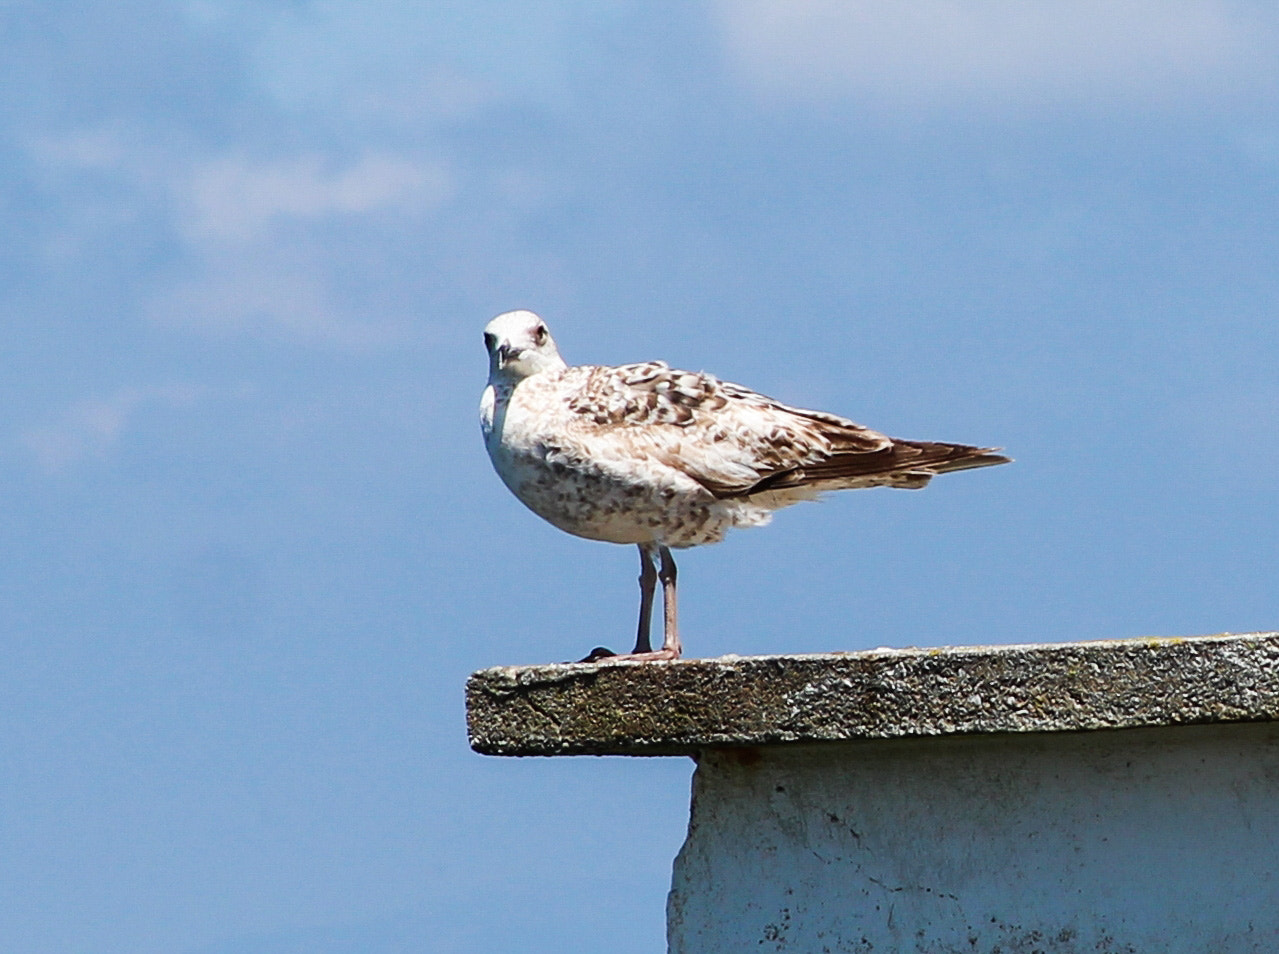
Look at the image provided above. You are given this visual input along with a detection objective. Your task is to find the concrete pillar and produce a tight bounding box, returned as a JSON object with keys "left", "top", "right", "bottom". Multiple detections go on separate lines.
{"left": 670, "top": 726, "right": 1279, "bottom": 953}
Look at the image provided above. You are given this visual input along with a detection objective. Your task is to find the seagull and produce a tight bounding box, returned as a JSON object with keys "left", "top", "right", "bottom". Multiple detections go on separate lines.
{"left": 480, "top": 310, "right": 1009, "bottom": 663}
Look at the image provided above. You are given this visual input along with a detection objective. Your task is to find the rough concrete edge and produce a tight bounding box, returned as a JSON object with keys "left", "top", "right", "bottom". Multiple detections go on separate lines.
{"left": 469, "top": 631, "right": 1262, "bottom": 686}
{"left": 466, "top": 630, "right": 1279, "bottom": 757}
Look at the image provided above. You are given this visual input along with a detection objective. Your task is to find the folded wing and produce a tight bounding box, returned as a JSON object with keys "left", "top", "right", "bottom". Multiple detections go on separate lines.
{"left": 567, "top": 362, "right": 1008, "bottom": 498}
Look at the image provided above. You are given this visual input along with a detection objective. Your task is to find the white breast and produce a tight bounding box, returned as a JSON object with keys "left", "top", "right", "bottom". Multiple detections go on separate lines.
{"left": 479, "top": 369, "right": 772, "bottom": 547}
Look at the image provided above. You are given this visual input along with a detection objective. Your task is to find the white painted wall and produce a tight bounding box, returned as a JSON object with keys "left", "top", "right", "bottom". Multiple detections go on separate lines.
{"left": 668, "top": 723, "right": 1279, "bottom": 953}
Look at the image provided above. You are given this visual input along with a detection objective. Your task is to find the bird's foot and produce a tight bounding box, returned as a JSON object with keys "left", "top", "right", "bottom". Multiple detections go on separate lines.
{"left": 581, "top": 647, "right": 681, "bottom": 663}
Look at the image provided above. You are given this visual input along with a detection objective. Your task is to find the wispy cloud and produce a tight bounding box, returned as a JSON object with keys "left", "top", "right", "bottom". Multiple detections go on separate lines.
{"left": 11, "top": 2, "right": 645, "bottom": 354}
{"left": 179, "top": 151, "right": 451, "bottom": 244}
{"left": 241, "top": 0, "right": 579, "bottom": 118}
{"left": 714, "top": 1, "right": 1279, "bottom": 109}
{"left": 25, "top": 127, "right": 452, "bottom": 348}
{"left": 20, "top": 384, "right": 246, "bottom": 473}
{"left": 148, "top": 248, "right": 403, "bottom": 349}
{"left": 25, "top": 127, "right": 130, "bottom": 170}
{"left": 150, "top": 150, "right": 451, "bottom": 346}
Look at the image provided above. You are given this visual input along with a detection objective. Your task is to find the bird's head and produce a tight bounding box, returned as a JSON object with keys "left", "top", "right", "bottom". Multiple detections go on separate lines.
{"left": 484, "top": 310, "right": 567, "bottom": 382}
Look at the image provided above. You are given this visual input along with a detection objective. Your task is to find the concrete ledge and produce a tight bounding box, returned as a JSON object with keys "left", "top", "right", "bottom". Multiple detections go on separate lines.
{"left": 466, "top": 631, "right": 1279, "bottom": 756}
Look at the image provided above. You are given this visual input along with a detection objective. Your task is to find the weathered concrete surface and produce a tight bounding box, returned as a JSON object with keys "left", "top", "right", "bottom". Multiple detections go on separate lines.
{"left": 668, "top": 723, "right": 1279, "bottom": 954}
{"left": 467, "top": 631, "right": 1279, "bottom": 756}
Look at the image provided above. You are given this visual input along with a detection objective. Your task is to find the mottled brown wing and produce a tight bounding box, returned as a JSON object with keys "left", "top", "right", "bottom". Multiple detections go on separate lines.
{"left": 567, "top": 363, "right": 901, "bottom": 497}
{"left": 567, "top": 362, "right": 726, "bottom": 427}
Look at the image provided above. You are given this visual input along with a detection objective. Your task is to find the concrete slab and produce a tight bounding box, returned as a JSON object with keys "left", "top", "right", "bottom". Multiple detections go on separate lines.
{"left": 466, "top": 631, "right": 1279, "bottom": 756}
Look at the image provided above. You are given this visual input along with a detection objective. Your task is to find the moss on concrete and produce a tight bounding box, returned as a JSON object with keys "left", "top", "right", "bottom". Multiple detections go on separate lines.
{"left": 466, "top": 631, "right": 1279, "bottom": 756}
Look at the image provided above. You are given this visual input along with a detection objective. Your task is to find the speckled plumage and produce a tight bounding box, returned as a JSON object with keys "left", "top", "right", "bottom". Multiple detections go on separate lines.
{"left": 479, "top": 310, "right": 1009, "bottom": 661}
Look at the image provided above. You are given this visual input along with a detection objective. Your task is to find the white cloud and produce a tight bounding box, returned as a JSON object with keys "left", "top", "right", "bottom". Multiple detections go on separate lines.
{"left": 25, "top": 128, "right": 129, "bottom": 170}
{"left": 180, "top": 151, "right": 452, "bottom": 243}
{"left": 158, "top": 151, "right": 451, "bottom": 344}
{"left": 714, "top": 1, "right": 1279, "bottom": 109}
{"left": 149, "top": 249, "right": 403, "bottom": 350}
{"left": 25, "top": 129, "right": 451, "bottom": 347}
{"left": 240, "top": 0, "right": 580, "bottom": 118}
{"left": 20, "top": 384, "right": 240, "bottom": 473}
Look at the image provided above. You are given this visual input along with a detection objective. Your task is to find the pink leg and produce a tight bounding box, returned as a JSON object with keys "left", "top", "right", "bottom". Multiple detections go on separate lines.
{"left": 587, "top": 544, "right": 682, "bottom": 663}
{"left": 658, "top": 545, "right": 681, "bottom": 658}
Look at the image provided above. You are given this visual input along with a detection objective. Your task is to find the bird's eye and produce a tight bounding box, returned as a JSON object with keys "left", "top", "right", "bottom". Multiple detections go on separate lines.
{"left": 533, "top": 325, "right": 548, "bottom": 346}
{"left": 484, "top": 331, "right": 497, "bottom": 352}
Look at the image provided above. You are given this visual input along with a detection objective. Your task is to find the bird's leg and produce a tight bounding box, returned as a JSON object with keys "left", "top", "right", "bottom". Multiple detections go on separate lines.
{"left": 632, "top": 542, "right": 658, "bottom": 654}
{"left": 584, "top": 542, "right": 681, "bottom": 663}
{"left": 657, "top": 545, "right": 682, "bottom": 658}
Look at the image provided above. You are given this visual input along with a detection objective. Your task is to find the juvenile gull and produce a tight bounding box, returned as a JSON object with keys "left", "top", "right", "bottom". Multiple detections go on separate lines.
{"left": 480, "top": 310, "right": 1009, "bottom": 662}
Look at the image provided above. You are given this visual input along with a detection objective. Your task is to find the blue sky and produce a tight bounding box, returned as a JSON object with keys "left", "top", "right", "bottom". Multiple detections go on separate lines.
{"left": 4, "top": 2, "right": 1279, "bottom": 951}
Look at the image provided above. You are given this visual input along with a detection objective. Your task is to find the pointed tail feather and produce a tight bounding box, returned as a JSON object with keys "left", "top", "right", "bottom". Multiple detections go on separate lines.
{"left": 896, "top": 441, "right": 1011, "bottom": 475}
{"left": 796, "top": 440, "right": 1009, "bottom": 485}
{"left": 739, "top": 440, "right": 1010, "bottom": 496}
{"left": 878, "top": 441, "right": 1010, "bottom": 488}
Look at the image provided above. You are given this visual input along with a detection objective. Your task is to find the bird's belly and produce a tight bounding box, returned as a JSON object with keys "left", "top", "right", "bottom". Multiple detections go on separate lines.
{"left": 491, "top": 446, "right": 735, "bottom": 547}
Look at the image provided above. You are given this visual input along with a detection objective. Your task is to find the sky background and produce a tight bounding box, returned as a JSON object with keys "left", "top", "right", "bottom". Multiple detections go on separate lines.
{"left": 4, "top": 2, "right": 1279, "bottom": 951}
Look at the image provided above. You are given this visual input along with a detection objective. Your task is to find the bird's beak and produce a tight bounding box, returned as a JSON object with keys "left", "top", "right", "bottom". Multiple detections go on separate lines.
{"left": 496, "top": 343, "right": 521, "bottom": 369}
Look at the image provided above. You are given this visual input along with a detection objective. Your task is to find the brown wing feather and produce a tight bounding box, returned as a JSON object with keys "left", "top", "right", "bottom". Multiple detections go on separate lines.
{"left": 565, "top": 362, "right": 1008, "bottom": 499}
{"left": 743, "top": 439, "right": 1009, "bottom": 495}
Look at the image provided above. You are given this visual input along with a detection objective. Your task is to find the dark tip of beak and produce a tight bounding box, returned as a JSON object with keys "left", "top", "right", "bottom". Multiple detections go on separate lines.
{"left": 497, "top": 343, "right": 520, "bottom": 365}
